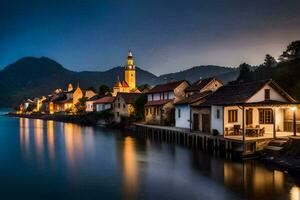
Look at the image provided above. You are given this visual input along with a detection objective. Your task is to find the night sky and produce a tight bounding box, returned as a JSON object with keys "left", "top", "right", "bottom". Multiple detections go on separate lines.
{"left": 1, "top": 0, "right": 300, "bottom": 74}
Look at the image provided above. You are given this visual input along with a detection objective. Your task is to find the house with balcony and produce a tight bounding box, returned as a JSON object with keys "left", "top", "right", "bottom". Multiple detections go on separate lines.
{"left": 145, "top": 80, "right": 190, "bottom": 125}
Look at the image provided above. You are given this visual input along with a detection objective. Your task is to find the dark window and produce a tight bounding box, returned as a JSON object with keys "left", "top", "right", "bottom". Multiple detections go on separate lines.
{"left": 146, "top": 108, "right": 148, "bottom": 115}
{"left": 265, "top": 89, "right": 270, "bottom": 100}
{"left": 117, "top": 112, "right": 119, "bottom": 117}
{"left": 216, "top": 109, "right": 220, "bottom": 119}
{"left": 123, "top": 104, "right": 126, "bottom": 109}
{"left": 178, "top": 108, "right": 181, "bottom": 118}
{"left": 246, "top": 109, "right": 253, "bottom": 125}
{"left": 259, "top": 109, "right": 273, "bottom": 124}
{"left": 228, "top": 110, "right": 238, "bottom": 123}
{"left": 118, "top": 103, "right": 120, "bottom": 108}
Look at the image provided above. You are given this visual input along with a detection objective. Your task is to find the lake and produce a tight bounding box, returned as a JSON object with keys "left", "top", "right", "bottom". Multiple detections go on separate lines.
{"left": 0, "top": 112, "right": 299, "bottom": 199}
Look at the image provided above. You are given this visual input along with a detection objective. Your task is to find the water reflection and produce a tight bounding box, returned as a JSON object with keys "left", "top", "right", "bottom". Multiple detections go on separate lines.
{"left": 16, "top": 118, "right": 300, "bottom": 200}
{"left": 47, "top": 120, "right": 55, "bottom": 162}
{"left": 122, "top": 137, "right": 139, "bottom": 200}
{"left": 34, "top": 119, "right": 44, "bottom": 165}
{"left": 64, "top": 123, "right": 83, "bottom": 171}
{"left": 19, "top": 118, "right": 30, "bottom": 159}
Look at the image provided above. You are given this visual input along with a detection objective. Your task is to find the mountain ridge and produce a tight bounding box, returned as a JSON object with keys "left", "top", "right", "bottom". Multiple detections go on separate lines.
{"left": 0, "top": 56, "right": 238, "bottom": 107}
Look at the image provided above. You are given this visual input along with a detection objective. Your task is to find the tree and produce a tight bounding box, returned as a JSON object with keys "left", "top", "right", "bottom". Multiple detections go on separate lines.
{"left": 279, "top": 40, "right": 300, "bottom": 62}
{"left": 74, "top": 97, "right": 88, "bottom": 113}
{"left": 263, "top": 54, "right": 277, "bottom": 68}
{"left": 98, "top": 85, "right": 110, "bottom": 95}
{"left": 236, "top": 63, "right": 252, "bottom": 83}
{"left": 133, "top": 93, "right": 147, "bottom": 121}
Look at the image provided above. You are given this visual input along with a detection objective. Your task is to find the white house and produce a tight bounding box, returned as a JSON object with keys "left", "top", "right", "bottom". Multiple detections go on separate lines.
{"left": 175, "top": 91, "right": 212, "bottom": 129}
{"left": 145, "top": 80, "right": 190, "bottom": 125}
{"left": 198, "top": 79, "right": 299, "bottom": 141}
{"left": 94, "top": 96, "right": 115, "bottom": 112}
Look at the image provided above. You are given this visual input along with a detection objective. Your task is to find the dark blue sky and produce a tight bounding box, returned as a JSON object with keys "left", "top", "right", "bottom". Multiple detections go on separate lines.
{"left": 1, "top": 0, "right": 300, "bottom": 75}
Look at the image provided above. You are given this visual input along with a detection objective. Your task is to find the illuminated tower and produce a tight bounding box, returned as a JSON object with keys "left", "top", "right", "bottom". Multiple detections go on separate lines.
{"left": 125, "top": 50, "right": 136, "bottom": 90}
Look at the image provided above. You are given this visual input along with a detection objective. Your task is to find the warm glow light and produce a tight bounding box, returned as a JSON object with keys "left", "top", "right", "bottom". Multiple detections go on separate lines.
{"left": 290, "top": 186, "right": 300, "bottom": 200}
{"left": 291, "top": 106, "right": 297, "bottom": 111}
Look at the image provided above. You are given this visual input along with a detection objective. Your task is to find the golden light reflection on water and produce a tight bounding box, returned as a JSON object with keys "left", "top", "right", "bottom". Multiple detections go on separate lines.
{"left": 291, "top": 186, "right": 300, "bottom": 200}
{"left": 122, "top": 137, "right": 138, "bottom": 200}
{"left": 47, "top": 120, "right": 55, "bottom": 161}
{"left": 19, "top": 118, "right": 30, "bottom": 159}
{"left": 64, "top": 123, "right": 83, "bottom": 170}
{"left": 34, "top": 119, "right": 44, "bottom": 165}
{"left": 223, "top": 161, "right": 285, "bottom": 199}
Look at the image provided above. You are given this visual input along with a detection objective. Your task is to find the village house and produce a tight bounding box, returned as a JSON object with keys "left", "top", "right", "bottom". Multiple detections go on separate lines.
{"left": 175, "top": 77, "right": 223, "bottom": 131}
{"left": 113, "top": 92, "right": 140, "bottom": 123}
{"left": 112, "top": 50, "right": 140, "bottom": 96}
{"left": 85, "top": 95, "right": 101, "bottom": 112}
{"left": 185, "top": 77, "right": 223, "bottom": 96}
{"left": 94, "top": 96, "right": 115, "bottom": 112}
{"left": 175, "top": 91, "right": 213, "bottom": 130}
{"left": 194, "top": 79, "right": 299, "bottom": 142}
{"left": 145, "top": 80, "right": 190, "bottom": 125}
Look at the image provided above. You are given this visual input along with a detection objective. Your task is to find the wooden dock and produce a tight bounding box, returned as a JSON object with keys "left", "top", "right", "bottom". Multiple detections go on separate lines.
{"left": 134, "top": 123, "right": 256, "bottom": 156}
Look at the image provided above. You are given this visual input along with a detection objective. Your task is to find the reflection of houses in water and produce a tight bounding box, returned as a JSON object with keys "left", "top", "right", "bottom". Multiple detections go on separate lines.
{"left": 47, "top": 120, "right": 55, "bottom": 161}
{"left": 116, "top": 136, "right": 140, "bottom": 200}
{"left": 34, "top": 119, "right": 44, "bottom": 165}
{"left": 19, "top": 118, "right": 30, "bottom": 159}
{"left": 64, "top": 123, "right": 83, "bottom": 170}
{"left": 123, "top": 137, "right": 138, "bottom": 200}
{"left": 223, "top": 160, "right": 285, "bottom": 199}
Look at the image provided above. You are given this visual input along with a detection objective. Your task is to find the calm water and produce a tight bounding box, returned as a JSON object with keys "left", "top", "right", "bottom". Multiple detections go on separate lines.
{"left": 0, "top": 112, "right": 299, "bottom": 199}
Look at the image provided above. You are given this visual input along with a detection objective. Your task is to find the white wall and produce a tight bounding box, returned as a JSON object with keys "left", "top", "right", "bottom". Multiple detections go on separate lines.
{"left": 211, "top": 106, "right": 224, "bottom": 135}
{"left": 175, "top": 104, "right": 190, "bottom": 129}
{"left": 247, "top": 84, "right": 287, "bottom": 103}
{"left": 96, "top": 103, "right": 111, "bottom": 112}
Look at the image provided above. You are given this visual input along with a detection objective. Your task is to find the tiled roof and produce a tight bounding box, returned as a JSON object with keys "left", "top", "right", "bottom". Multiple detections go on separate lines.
{"left": 116, "top": 93, "right": 141, "bottom": 104}
{"left": 145, "top": 99, "right": 173, "bottom": 106}
{"left": 185, "top": 77, "right": 218, "bottom": 92}
{"left": 122, "top": 81, "right": 129, "bottom": 87}
{"left": 201, "top": 79, "right": 296, "bottom": 106}
{"left": 147, "top": 80, "right": 188, "bottom": 94}
{"left": 175, "top": 91, "right": 212, "bottom": 105}
{"left": 94, "top": 96, "right": 115, "bottom": 104}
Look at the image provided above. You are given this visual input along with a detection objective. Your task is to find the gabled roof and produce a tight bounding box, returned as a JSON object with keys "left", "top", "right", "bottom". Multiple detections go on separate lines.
{"left": 201, "top": 79, "right": 296, "bottom": 106}
{"left": 147, "top": 80, "right": 189, "bottom": 94}
{"left": 115, "top": 92, "right": 141, "bottom": 104}
{"left": 122, "top": 80, "right": 129, "bottom": 87}
{"left": 185, "top": 77, "right": 220, "bottom": 92}
{"left": 94, "top": 96, "right": 115, "bottom": 104}
{"left": 114, "top": 80, "right": 122, "bottom": 88}
{"left": 175, "top": 91, "right": 212, "bottom": 105}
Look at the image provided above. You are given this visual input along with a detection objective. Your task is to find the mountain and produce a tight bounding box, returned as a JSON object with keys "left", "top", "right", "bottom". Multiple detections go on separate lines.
{"left": 159, "top": 65, "right": 238, "bottom": 83}
{"left": 0, "top": 57, "right": 238, "bottom": 107}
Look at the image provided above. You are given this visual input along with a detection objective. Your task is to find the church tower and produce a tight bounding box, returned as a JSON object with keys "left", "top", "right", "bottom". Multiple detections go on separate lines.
{"left": 125, "top": 50, "right": 136, "bottom": 89}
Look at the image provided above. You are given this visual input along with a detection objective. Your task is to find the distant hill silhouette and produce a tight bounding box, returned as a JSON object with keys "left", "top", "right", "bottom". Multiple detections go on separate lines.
{"left": 0, "top": 57, "right": 238, "bottom": 107}
{"left": 159, "top": 65, "right": 238, "bottom": 83}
